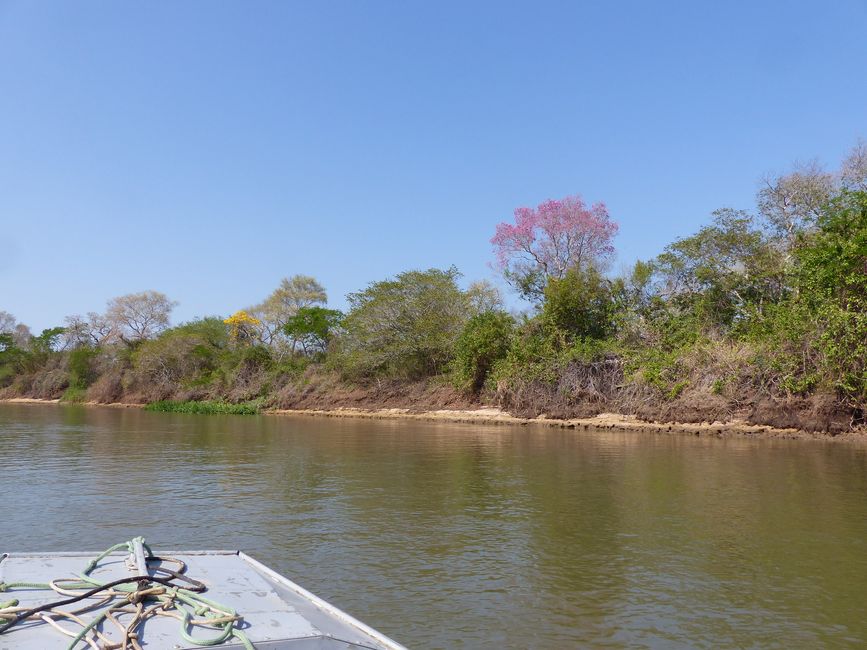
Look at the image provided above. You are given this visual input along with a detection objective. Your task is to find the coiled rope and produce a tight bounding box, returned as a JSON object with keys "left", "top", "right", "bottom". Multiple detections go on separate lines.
{"left": 0, "top": 537, "right": 254, "bottom": 649}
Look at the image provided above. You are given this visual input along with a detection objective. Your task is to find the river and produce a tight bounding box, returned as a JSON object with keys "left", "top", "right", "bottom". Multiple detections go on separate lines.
{"left": 2, "top": 403, "right": 866, "bottom": 648}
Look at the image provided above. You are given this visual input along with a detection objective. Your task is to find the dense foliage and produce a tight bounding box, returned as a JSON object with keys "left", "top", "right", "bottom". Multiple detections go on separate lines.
{"left": 335, "top": 267, "right": 474, "bottom": 379}
{"left": 452, "top": 312, "right": 515, "bottom": 392}
{"left": 2, "top": 144, "right": 865, "bottom": 432}
{"left": 780, "top": 191, "right": 867, "bottom": 404}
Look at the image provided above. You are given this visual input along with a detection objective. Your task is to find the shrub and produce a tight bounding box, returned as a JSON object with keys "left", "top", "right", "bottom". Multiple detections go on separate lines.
{"left": 61, "top": 386, "right": 88, "bottom": 403}
{"left": 452, "top": 311, "right": 515, "bottom": 392}
{"left": 542, "top": 268, "right": 619, "bottom": 340}
{"left": 30, "top": 368, "right": 69, "bottom": 399}
{"left": 86, "top": 370, "right": 125, "bottom": 404}
{"left": 68, "top": 346, "right": 99, "bottom": 389}
{"left": 130, "top": 317, "right": 230, "bottom": 398}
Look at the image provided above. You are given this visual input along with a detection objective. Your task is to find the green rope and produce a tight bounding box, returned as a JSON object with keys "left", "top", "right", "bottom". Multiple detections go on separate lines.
{"left": 232, "top": 628, "right": 255, "bottom": 650}
{"left": 174, "top": 587, "right": 237, "bottom": 616}
{"left": 0, "top": 537, "right": 255, "bottom": 649}
{"left": 0, "top": 581, "right": 50, "bottom": 591}
{"left": 174, "top": 597, "right": 235, "bottom": 646}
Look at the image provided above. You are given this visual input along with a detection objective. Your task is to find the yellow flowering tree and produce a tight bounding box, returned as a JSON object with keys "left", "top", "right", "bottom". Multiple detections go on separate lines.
{"left": 223, "top": 310, "right": 261, "bottom": 346}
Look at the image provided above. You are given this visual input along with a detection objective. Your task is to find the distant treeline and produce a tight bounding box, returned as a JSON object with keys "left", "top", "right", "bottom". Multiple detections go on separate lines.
{"left": 2, "top": 142, "right": 865, "bottom": 433}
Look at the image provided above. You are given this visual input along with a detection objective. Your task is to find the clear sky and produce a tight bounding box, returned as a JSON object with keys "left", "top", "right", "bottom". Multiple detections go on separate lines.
{"left": 2, "top": 1, "right": 866, "bottom": 331}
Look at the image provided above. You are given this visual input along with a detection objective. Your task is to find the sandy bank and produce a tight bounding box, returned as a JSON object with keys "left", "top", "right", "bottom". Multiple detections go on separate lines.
{"left": 267, "top": 406, "right": 867, "bottom": 441}
{"left": 0, "top": 397, "right": 141, "bottom": 408}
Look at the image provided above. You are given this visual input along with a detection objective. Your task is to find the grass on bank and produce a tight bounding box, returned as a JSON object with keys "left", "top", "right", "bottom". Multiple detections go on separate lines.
{"left": 144, "top": 400, "right": 261, "bottom": 415}
{"left": 60, "top": 387, "right": 87, "bottom": 403}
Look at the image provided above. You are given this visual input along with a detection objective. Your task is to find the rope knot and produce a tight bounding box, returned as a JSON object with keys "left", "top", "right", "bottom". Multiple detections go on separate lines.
{"left": 126, "top": 578, "right": 151, "bottom": 604}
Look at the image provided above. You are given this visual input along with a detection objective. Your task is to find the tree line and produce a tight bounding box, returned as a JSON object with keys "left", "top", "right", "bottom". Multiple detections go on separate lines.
{"left": 2, "top": 141, "right": 865, "bottom": 431}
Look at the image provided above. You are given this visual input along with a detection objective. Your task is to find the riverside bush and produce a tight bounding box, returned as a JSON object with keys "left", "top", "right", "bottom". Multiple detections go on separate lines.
{"left": 61, "top": 386, "right": 87, "bottom": 403}
{"left": 452, "top": 311, "right": 515, "bottom": 392}
{"left": 68, "top": 346, "right": 99, "bottom": 389}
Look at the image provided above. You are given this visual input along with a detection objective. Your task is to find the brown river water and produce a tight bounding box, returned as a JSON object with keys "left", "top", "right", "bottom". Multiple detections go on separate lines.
{"left": 2, "top": 403, "right": 867, "bottom": 648}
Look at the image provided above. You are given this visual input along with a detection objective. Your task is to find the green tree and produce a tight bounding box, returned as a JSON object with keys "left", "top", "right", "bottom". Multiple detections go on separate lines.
{"left": 337, "top": 267, "right": 471, "bottom": 378}
{"left": 0, "top": 333, "right": 24, "bottom": 386}
{"left": 452, "top": 311, "right": 515, "bottom": 392}
{"left": 19, "top": 327, "right": 65, "bottom": 372}
{"left": 652, "top": 208, "right": 785, "bottom": 331}
{"left": 249, "top": 275, "right": 327, "bottom": 350}
{"left": 283, "top": 306, "right": 344, "bottom": 355}
{"left": 790, "top": 190, "right": 867, "bottom": 402}
{"left": 541, "top": 267, "right": 619, "bottom": 340}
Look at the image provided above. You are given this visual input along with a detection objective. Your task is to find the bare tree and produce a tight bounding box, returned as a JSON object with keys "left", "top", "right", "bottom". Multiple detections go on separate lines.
{"left": 249, "top": 275, "right": 327, "bottom": 350}
{"left": 0, "top": 310, "right": 15, "bottom": 333}
{"left": 466, "top": 280, "right": 504, "bottom": 314}
{"left": 841, "top": 139, "right": 867, "bottom": 191}
{"left": 105, "top": 291, "right": 177, "bottom": 344}
{"left": 757, "top": 160, "right": 836, "bottom": 246}
{"left": 63, "top": 312, "right": 115, "bottom": 348}
{"left": 0, "top": 312, "right": 32, "bottom": 349}
{"left": 12, "top": 324, "right": 32, "bottom": 349}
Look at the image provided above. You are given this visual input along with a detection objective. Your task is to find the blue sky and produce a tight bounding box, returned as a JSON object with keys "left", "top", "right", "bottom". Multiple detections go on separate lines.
{"left": 2, "top": 1, "right": 866, "bottom": 331}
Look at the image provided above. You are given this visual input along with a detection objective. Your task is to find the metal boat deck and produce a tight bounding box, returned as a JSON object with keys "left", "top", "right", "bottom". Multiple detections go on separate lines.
{"left": 0, "top": 547, "right": 405, "bottom": 649}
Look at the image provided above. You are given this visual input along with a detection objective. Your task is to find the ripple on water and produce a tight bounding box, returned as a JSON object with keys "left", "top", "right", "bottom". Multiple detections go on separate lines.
{"left": 2, "top": 404, "right": 867, "bottom": 648}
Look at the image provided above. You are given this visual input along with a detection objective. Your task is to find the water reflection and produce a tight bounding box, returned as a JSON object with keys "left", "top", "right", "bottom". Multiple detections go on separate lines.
{"left": 2, "top": 404, "right": 866, "bottom": 648}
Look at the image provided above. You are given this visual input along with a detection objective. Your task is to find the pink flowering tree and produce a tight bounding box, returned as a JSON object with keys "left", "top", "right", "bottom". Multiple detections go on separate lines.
{"left": 491, "top": 194, "right": 618, "bottom": 301}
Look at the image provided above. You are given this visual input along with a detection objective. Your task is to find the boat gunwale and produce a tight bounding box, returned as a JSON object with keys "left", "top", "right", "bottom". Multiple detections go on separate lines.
{"left": 238, "top": 551, "right": 406, "bottom": 650}
{"left": 1, "top": 549, "right": 238, "bottom": 558}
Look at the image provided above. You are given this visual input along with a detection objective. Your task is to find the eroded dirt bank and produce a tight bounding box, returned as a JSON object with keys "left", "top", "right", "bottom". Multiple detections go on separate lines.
{"left": 3, "top": 398, "right": 865, "bottom": 442}
{"left": 267, "top": 406, "right": 867, "bottom": 441}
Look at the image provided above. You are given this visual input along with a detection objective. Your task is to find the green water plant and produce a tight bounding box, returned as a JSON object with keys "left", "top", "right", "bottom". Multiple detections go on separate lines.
{"left": 144, "top": 400, "right": 261, "bottom": 415}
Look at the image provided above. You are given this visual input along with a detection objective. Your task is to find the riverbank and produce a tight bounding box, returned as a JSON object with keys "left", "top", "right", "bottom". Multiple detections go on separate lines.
{"left": 270, "top": 407, "right": 867, "bottom": 441}
{"left": 3, "top": 397, "right": 865, "bottom": 442}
